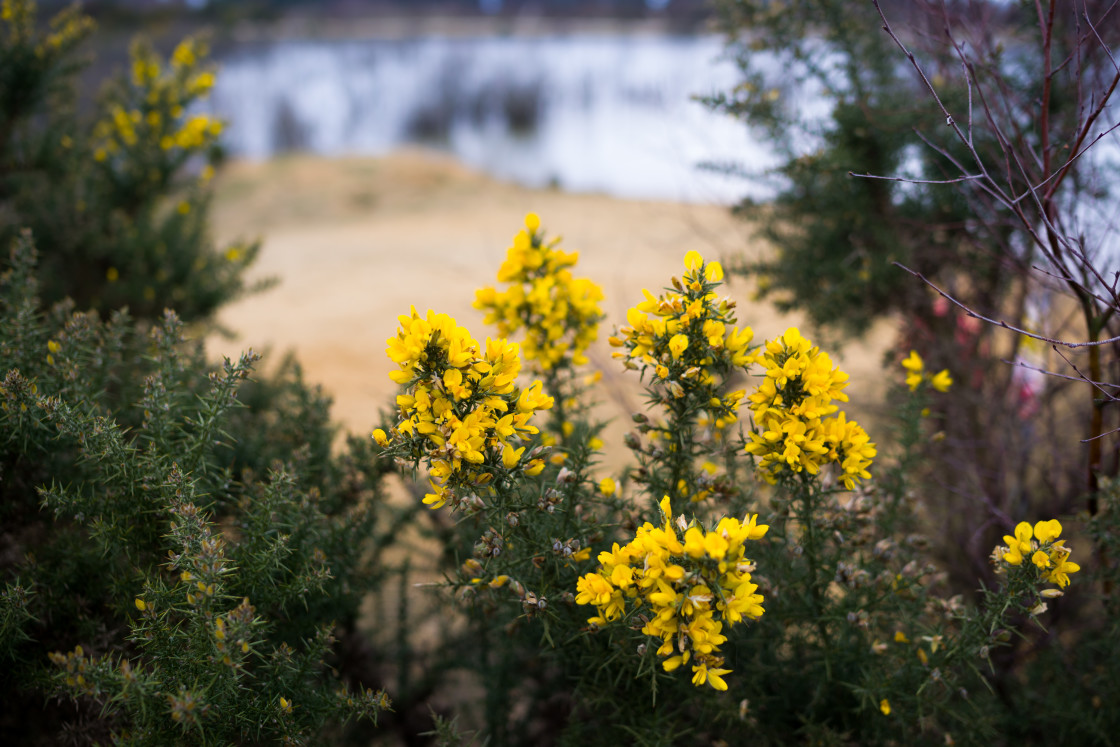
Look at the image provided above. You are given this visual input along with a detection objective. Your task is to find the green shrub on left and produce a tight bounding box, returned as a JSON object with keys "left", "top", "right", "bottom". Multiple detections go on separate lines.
{"left": 0, "top": 234, "right": 391, "bottom": 744}
{"left": 0, "top": 2, "right": 396, "bottom": 741}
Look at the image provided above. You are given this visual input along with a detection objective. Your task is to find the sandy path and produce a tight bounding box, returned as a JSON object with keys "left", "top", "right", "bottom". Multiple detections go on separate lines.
{"left": 207, "top": 149, "right": 892, "bottom": 448}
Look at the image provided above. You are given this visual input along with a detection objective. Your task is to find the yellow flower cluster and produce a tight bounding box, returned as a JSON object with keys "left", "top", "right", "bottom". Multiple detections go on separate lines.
{"left": 92, "top": 38, "right": 221, "bottom": 165}
{"left": 745, "top": 328, "right": 876, "bottom": 489}
{"left": 211, "top": 597, "right": 257, "bottom": 668}
{"left": 901, "top": 350, "right": 952, "bottom": 392}
{"left": 993, "top": 519, "right": 1080, "bottom": 590}
{"left": 575, "top": 497, "right": 768, "bottom": 690}
{"left": 610, "top": 251, "right": 754, "bottom": 428}
{"left": 47, "top": 645, "right": 97, "bottom": 696}
{"left": 474, "top": 213, "right": 604, "bottom": 371}
{"left": 380, "top": 307, "right": 554, "bottom": 509}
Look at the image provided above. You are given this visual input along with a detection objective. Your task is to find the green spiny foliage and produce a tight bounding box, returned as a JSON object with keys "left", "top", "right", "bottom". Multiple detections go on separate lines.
{"left": 0, "top": 234, "right": 391, "bottom": 743}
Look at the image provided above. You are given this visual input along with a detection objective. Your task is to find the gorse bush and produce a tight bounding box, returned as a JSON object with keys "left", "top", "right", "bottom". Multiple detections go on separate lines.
{"left": 0, "top": 3, "right": 397, "bottom": 742}
{"left": 1, "top": 235, "right": 391, "bottom": 744}
{"left": 6, "top": 191, "right": 1117, "bottom": 743}
{"left": 0, "top": 0, "right": 262, "bottom": 323}
{"left": 372, "top": 214, "right": 1115, "bottom": 746}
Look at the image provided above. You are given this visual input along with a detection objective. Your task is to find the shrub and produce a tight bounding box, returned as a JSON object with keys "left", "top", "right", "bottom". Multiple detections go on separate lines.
{"left": 0, "top": 4, "right": 397, "bottom": 740}
{"left": 0, "top": 235, "right": 391, "bottom": 743}
{"left": 374, "top": 214, "right": 1113, "bottom": 745}
{"left": 0, "top": 0, "right": 263, "bottom": 323}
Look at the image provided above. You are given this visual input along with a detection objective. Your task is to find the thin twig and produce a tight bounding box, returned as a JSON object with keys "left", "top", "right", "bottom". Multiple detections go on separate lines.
{"left": 1004, "top": 358, "right": 1120, "bottom": 389}
{"left": 1052, "top": 344, "right": 1120, "bottom": 402}
{"left": 1011, "top": 121, "right": 1120, "bottom": 205}
{"left": 1081, "top": 426, "right": 1120, "bottom": 444}
{"left": 848, "top": 172, "right": 983, "bottom": 185}
{"left": 895, "top": 262, "right": 1120, "bottom": 348}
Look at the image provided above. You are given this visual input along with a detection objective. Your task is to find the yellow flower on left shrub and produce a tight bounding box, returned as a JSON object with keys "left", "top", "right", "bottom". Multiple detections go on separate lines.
{"left": 379, "top": 307, "right": 554, "bottom": 510}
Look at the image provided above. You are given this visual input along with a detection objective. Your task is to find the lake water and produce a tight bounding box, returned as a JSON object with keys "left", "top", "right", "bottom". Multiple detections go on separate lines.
{"left": 209, "top": 34, "right": 787, "bottom": 203}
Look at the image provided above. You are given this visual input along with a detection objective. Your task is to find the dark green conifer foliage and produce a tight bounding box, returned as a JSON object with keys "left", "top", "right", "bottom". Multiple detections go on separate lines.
{"left": 704, "top": 0, "right": 1022, "bottom": 336}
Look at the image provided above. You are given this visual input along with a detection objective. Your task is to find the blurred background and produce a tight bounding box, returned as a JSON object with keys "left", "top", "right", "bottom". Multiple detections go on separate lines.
{"left": 72, "top": 0, "right": 786, "bottom": 202}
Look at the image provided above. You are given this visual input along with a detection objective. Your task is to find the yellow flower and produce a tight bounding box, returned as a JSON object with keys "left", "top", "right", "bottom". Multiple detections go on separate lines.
{"left": 692, "top": 661, "right": 732, "bottom": 691}
{"left": 930, "top": 369, "right": 953, "bottom": 392}
{"left": 1001, "top": 521, "right": 1034, "bottom": 565}
{"left": 668, "top": 334, "right": 689, "bottom": 359}
{"left": 1047, "top": 549, "right": 1080, "bottom": 588}
{"left": 371, "top": 429, "right": 389, "bottom": 447}
{"left": 663, "top": 653, "right": 689, "bottom": 672}
{"left": 745, "top": 328, "right": 871, "bottom": 488}
{"left": 880, "top": 699, "right": 891, "bottom": 716}
{"left": 1034, "top": 519, "right": 1062, "bottom": 543}
{"left": 134, "top": 598, "right": 146, "bottom": 612}
{"left": 502, "top": 443, "right": 525, "bottom": 469}
{"left": 172, "top": 39, "right": 197, "bottom": 68}
{"left": 386, "top": 309, "right": 552, "bottom": 510}
{"left": 599, "top": 477, "right": 617, "bottom": 496}
{"left": 901, "top": 350, "right": 924, "bottom": 391}
{"left": 903, "top": 350, "right": 953, "bottom": 392}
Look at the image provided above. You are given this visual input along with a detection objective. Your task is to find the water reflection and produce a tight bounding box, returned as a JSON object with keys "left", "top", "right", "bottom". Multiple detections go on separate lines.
{"left": 210, "top": 34, "right": 780, "bottom": 203}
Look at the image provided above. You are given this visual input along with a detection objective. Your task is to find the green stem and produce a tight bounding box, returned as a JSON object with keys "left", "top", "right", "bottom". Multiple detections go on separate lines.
{"left": 796, "top": 477, "right": 834, "bottom": 700}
